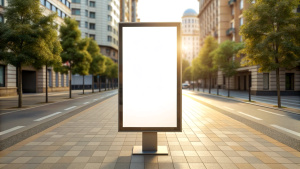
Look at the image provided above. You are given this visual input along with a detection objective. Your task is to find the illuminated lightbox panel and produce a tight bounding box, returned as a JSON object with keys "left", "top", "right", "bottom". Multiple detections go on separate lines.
{"left": 119, "top": 22, "right": 182, "bottom": 132}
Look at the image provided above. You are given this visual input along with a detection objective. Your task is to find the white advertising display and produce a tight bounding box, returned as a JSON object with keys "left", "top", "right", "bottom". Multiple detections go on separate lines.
{"left": 122, "top": 27, "right": 177, "bottom": 127}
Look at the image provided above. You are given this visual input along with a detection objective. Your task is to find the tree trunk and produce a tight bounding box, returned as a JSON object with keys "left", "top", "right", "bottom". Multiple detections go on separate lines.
{"left": 227, "top": 76, "right": 230, "bottom": 97}
{"left": 92, "top": 75, "right": 94, "bottom": 93}
{"left": 202, "top": 79, "right": 204, "bottom": 92}
{"left": 99, "top": 76, "right": 101, "bottom": 92}
{"left": 98, "top": 76, "right": 100, "bottom": 92}
{"left": 105, "top": 77, "right": 107, "bottom": 91}
{"left": 249, "top": 75, "right": 251, "bottom": 101}
{"left": 83, "top": 75, "right": 85, "bottom": 94}
{"left": 209, "top": 74, "right": 211, "bottom": 94}
{"left": 276, "top": 68, "right": 281, "bottom": 108}
{"left": 69, "top": 68, "right": 72, "bottom": 98}
{"left": 197, "top": 80, "right": 199, "bottom": 91}
{"left": 18, "top": 66, "right": 22, "bottom": 108}
{"left": 46, "top": 65, "right": 48, "bottom": 103}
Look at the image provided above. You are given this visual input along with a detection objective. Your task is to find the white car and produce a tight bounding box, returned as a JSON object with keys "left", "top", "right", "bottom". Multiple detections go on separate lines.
{"left": 182, "top": 83, "right": 189, "bottom": 89}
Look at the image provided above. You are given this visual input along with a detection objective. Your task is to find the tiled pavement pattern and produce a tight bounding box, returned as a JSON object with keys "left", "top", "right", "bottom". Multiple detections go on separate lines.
{"left": 0, "top": 95, "right": 299, "bottom": 169}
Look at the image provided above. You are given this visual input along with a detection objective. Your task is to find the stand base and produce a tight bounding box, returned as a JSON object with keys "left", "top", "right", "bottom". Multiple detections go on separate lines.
{"left": 132, "top": 146, "right": 168, "bottom": 155}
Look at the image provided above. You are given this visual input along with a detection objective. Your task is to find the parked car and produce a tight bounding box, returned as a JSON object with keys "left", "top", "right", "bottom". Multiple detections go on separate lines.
{"left": 182, "top": 83, "right": 189, "bottom": 89}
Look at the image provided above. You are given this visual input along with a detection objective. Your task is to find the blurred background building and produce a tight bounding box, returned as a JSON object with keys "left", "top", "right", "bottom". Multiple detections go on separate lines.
{"left": 197, "top": 0, "right": 300, "bottom": 95}
{"left": 181, "top": 8, "right": 200, "bottom": 64}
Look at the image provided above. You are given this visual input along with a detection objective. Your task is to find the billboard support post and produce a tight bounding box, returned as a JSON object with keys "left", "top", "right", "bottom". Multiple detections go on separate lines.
{"left": 132, "top": 132, "right": 168, "bottom": 155}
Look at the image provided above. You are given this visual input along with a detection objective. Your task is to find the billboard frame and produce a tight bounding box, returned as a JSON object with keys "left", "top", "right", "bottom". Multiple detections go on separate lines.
{"left": 118, "top": 22, "right": 182, "bottom": 132}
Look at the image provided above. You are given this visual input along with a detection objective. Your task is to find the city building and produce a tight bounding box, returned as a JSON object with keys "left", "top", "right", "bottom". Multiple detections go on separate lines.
{"left": 0, "top": 0, "right": 72, "bottom": 96}
{"left": 70, "top": 0, "right": 138, "bottom": 89}
{"left": 198, "top": 0, "right": 300, "bottom": 95}
{"left": 181, "top": 9, "right": 200, "bottom": 64}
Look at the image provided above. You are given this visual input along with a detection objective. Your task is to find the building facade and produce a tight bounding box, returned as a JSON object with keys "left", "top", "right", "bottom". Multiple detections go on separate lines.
{"left": 0, "top": 0, "right": 71, "bottom": 96}
{"left": 120, "top": 0, "right": 138, "bottom": 22}
{"left": 181, "top": 9, "right": 200, "bottom": 64}
{"left": 198, "top": 0, "right": 300, "bottom": 95}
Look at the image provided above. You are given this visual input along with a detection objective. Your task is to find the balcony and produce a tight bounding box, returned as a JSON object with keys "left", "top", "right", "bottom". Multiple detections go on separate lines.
{"left": 228, "top": 0, "right": 236, "bottom": 6}
{"left": 226, "top": 28, "right": 235, "bottom": 36}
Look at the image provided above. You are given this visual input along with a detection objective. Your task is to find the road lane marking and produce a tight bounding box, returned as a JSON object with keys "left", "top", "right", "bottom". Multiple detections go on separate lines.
{"left": 258, "top": 109, "right": 285, "bottom": 116}
{"left": 83, "top": 102, "right": 89, "bottom": 104}
{"left": 34, "top": 112, "right": 62, "bottom": 122}
{"left": 271, "top": 125, "right": 300, "bottom": 137}
{"left": 64, "top": 106, "right": 77, "bottom": 111}
{"left": 0, "top": 126, "right": 25, "bottom": 136}
{"left": 223, "top": 106, "right": 234, "bottom": 111}
{"left": 238, "top": 112, "right": 262, "bottom": 120}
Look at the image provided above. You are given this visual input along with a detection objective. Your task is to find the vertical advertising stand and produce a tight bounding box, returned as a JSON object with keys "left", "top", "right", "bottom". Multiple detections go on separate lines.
{"left": 118, "top": 22, "right": 182, "bottom": 155}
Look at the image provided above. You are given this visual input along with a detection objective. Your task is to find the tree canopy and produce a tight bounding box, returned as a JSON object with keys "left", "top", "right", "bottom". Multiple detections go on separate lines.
{"left": 88, "top": 39, "right": 106, "bottom": 76}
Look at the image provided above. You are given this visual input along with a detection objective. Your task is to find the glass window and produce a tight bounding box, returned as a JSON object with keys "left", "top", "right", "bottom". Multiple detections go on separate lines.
{"left": 72, "top": 0, "right": 80, "bottom": 3}
{"left": 85, "top": 21, "right": 88, "bottom": 28}
{"left": 263, "top": 73, "right": 269, "bottom": 90}
{"left": 46, "top": 1, "right": 51, "bottom": 9}
{"left": 90, "top": 1, "right": 95, "bottom": 7}
{"left": 0, "top": 65, "right": 5, "bottom": 87}
{"left": 40, "top": 0, "right": 45, "bottom": 6}
{"left": 76, "top": 20, "right": 80, "bottom": 27}
{"left": 62, "top": 12, "right": 66, "bottom": 18}
{"left": 51, "top": 5, "right": 56, "bottom": 12}
{"left": 106, "top": 48, "right": 111, "bottom": 55}
{"left": 48, "top": 69, "right": 52, "bottom": 87}
{"left": 57, "top": 9, "right": 62, "bottom": 17}
{"left": 66, "top": 74, "right": 69, "bottom": 86}
{"left": 72, "top": 8, "right": 80, "bottom": 15}
{"left": 108, "top": 5, "right": 112, "bottom": 11}
{"left": 90, "top": 12, "right": 95, "bottom": 18}
{"left": 66, "top": 1, "right": 70, "bottom": 8}
{"left": 89, "top": 34, "right": 95, "bottom": 40}
{"left": 85, "top": 10, "right": 88, "bottom": 17}
{"left": 55, "top": 72, "right": 59, "bottom": 87}
{"left": 107, "top": 36, "right": 112, "bottom": 42}
{"left": 240, "top": 0, "right": 244, "bottom": 10}
{"left": 62, "top": 0, "right": 66, "bottom": 4}
{"left": 286, "top": 73, "right": 294, "bottom": 90}
{"left": 107, "top": 25, "right": 112, "bottom": 31}
{"left": 89, "top": 23, "right": 95, "bottom": 29}
{"left": 61, "top": 74, "right": 64, "bottom": 87}
{"left": 240, "top": 17, "right": 243, "bottom": 26}
{"left": 108, "top": 15, "right": 112, "bottom": 21}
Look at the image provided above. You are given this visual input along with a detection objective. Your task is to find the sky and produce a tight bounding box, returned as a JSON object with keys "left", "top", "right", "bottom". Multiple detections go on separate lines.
{"left": 138, "top": 0, "right": 199, "bottom": 22}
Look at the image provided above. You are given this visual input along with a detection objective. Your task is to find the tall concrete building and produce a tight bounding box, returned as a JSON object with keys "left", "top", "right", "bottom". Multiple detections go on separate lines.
{"left": 0, "top": 0, "right": 72, "bottom": 96}
{"left": 71, "top": 0, "right": 121, "bottom": 62}
{"left": 198, "top": 0, "right": 300, "bottom": 95}
{"left": 181, "top": 9, "right": 200, "bottom": 64}
{"left": 71, "top": 0, "right": 139, "bottom": 89}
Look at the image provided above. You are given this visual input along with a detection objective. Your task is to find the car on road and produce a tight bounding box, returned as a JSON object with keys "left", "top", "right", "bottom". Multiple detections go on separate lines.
{"left": 182, "top": 83, "right": 189, "bottom": 89}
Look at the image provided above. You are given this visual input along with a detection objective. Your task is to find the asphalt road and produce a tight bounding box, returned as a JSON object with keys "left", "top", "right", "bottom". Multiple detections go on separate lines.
{"left": 0, "top": 90, "right": 118, "bottom": 139}
{"left": 183, "top": 90, "right": 300, "bottom": 141}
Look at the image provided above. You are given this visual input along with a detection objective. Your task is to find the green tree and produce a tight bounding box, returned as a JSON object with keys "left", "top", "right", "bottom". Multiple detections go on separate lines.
{"left": 72, "top": 38, "right": 92, "bottom": 94}
{"left": 240, "top": 0, "right": 300, "bottom": 107}
{"left": 192, "top": 57, "right": 205, "bottom": 91}
{"left": 87, "top": 39, "right": 106, "bottom": 93}
{"left": 32, "top": 14, "right": 63, "bottom": 103}
{"left": 103, "top": 57, "right": 114, "bottom": 90}
{"left": 0, "top": 0, "right": 60, "bottom": 107}
{"left": 183, "top": 66, "right": 192, "bottom": 89}
{"left": 60, "top": 18, "right": 91, "bottom": 98}
{"left": 109, "top": 63, "right": 118, "bottom": 89}
{"left": 213, "top": 40, "right": 244, "bottom": 97}
{"left": 182, "top": 58, "right": 190, "bottom": 83}
{"left": 197, "top": 36, "right": 218, "bottom": 93}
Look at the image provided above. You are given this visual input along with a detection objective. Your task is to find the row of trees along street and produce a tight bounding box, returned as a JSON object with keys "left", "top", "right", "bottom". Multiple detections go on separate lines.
{"left": 183, "top": 0, "right": 300, "bottom": 108}
{"left": 0, "top": 0, "right": 118, "bottom": 108}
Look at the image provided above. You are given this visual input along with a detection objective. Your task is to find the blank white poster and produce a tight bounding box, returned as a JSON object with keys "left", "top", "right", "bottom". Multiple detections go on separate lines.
{"left": 122, "top": 27, "right": 177, "bottom": 127}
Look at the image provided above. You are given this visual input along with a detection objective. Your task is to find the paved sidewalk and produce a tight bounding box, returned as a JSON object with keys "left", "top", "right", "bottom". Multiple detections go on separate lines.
{"left": 0, "top": 95, "right": 299, "bottom": 169}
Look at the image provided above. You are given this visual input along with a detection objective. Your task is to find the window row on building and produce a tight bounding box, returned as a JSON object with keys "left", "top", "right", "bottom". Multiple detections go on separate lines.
{"left": 107, "top": 36, "right": 118, "bottom": 45}
{"left": 40, "top": 0, "right": 69, "bottom": 18}
{"left": 72, "top": 0, "right": 95, "bottom": 7}
{"left": 107, "top": 25, "right": 118, "bottom": 35}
